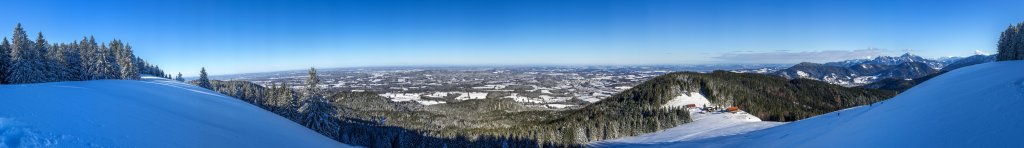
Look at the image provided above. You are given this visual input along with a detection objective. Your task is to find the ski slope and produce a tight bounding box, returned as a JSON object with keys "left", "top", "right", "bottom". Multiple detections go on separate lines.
{"left": 602, "top": 61, "right": 1024, "bottom": 147}
{"left": 593, "top": 109, "right": 783, "bottom": 146}
{"left": 594, "top": 91, "right": 783, "bottom": 147}
{"left": 0, "top": 76, "right": 354, "bottom": 147}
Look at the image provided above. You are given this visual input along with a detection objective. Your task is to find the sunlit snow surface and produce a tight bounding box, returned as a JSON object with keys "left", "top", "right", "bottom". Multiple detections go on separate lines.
{"left": 597, "top": 61, "right": 1024, "bottom": 147}
{"left": 0, "top": 76, "right": 354, "bottom": 147}
{"left": 594, "top": 91, "right": 784, "bottom": 147}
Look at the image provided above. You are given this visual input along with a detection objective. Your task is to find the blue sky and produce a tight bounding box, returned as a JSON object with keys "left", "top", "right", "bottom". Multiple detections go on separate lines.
{"left": 2, "top": 0, "right": 1023, "bottom": 76}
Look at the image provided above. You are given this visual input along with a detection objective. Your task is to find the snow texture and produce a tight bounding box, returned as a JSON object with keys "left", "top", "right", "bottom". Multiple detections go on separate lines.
{"left": 0, "top": 76, "right": 355, "bottom": 147}
{"left": 592, "top": 109, "right": 783, "bottom": 146}
{"left": 596, "top": 61, "right": 1024, "bottom": 147}
{"left": 661, "top": 92, "right": 712, "bottom": 109}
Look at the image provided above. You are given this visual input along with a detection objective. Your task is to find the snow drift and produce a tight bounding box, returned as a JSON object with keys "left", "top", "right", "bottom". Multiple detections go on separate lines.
{"left": 601, "top": 61, "right": 1024, "bottom": 147}
{"left": 0, "top": 76, "right": 353, "bottom": 147}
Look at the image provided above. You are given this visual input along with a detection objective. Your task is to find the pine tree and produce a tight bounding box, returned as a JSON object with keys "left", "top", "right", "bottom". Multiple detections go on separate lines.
{"left": 78, "top": 37, "right": 95, "bottom": 80}
{"left": 112, "top": 40, "right": 139, "bottom": 80}
{"left": 36, "top": 32, "right": 59, "bottom": 82}
{"left": 0, "top": 38, "right": 10, "bottom": 84}
{"left": 7, "top": 23, "right": 42, "bottom": 84}
{"left": 104, "top": 43, "right": 120, "bottom": 79}
{"left": 998, "top": 22, "right": 1024, "bottom": 61}
{"left": 175, "top": 72, "right": 185, "bottom": 82}
{"left": 63, "top": 42, "right": 83, "bottom": 81}
{"left": 298, "top": 67, "right": 340, "bottom": 138}
{"left": 281, "top": 82, "right": 300, "bottom": 121}
{"left": 93, "top": 43, "right": 113, "bottom": 79}
{"left": 197, "top": 67, "right": 212, "bottom": 89}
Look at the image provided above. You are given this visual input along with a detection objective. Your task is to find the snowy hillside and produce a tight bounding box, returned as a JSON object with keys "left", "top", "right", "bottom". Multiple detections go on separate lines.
{"left": 592, "top": 109, "right": 783, "bottom": 146}
{"left": 0, "top": 76, "right": 354, "bottom": 147}
{"left": 594, "top": 92, "right": 783, "bottom": 147}
{"left": 600, "top": 61, "right": 1024, "bottom": 147}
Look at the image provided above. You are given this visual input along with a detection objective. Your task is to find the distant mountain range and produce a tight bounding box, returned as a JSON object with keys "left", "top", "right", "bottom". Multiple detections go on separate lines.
{"left": 773, "top": 53, "right": 966, "bottom": 86}
{"left": 859, "top": 54, "right": 995, "bottom": 92}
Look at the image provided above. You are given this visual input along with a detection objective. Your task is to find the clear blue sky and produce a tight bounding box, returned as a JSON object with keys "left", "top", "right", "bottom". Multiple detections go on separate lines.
{"left": 3, "top": 0, "right": 1023, "bottom": 76}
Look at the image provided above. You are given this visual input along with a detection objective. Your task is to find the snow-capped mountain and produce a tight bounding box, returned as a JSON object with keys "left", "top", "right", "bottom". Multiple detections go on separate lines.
{"left": 825, "top": 53, "right": 946, "bottom": 68}
{"left": 775, "top": 53, "right": 951, "bottom": 86}
{"left": 0, "top": 76, "right": 354, "bottom": 147}
{"left": 598, "top": 61, "right": 1024, "bottom": 147}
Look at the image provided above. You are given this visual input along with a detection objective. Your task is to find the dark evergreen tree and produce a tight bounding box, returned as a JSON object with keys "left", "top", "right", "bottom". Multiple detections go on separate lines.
{"left": 7, "top": 23, "right": 42, "bottom": 84}
{"left": 0, "top": 38, "right": 10, "bottom": 84}
{"left": 197, "top": 67, "right": 212, "bottom": 89}
{"left": 78, "top": 37, "right": 96, "bottom": 80}
{"left": 997, "top": 22, "right": 1024, "bottom": 61}
{"left": 63, "top": 42, "right": 84, "bottom": 81}
{"left": 36, "top": 32, "right": 59, "bottom": 82}
{"left": 298, "top": 67, "right": 340, "bottom": 138}
{"left": 175, "top": 72, "right": 185, "bottom": 82}
{"left": 112, "top": 40, "right": 139, "bottom": 80}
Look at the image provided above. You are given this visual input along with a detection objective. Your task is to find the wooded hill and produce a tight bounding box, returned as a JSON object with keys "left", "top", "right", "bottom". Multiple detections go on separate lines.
{"left": 651, "top": 71, "right": 896, "bottom": 121}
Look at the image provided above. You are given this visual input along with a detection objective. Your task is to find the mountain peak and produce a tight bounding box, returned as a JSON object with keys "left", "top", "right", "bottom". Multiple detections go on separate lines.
{"left": 900, "top": 53, "right": 915, "bottom": 58}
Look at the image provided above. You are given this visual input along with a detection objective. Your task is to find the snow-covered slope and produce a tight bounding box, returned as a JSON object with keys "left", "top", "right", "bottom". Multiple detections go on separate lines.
{"left": 602, "top": 61, "right": 1024, "bottom": 147}
{"left": 661, "top": 92, "right": 712, "bottom": 109}
{"left": 592, "top": 109, "right": 783, "bottom": 146}
{"left": 596, "top": 90, "right": 784, "bottom": 146}
{"left": 0, "top": 76, "right": 354, "bottom": 147}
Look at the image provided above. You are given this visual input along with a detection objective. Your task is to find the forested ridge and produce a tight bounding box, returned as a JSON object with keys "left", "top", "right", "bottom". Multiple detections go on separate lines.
{"left": 0, "top": 24, "right": 166, "bottom": 84}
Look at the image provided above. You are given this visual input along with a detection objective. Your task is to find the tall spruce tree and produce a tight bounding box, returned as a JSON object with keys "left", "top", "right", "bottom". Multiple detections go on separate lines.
{"left": 7, "top": 23, "right": 41, "bottom": 84}
{"left": 113, "top": 40, "right": 139, "bottom": 80}
{"left": 36, "top": 32, "right": 58, "bottom": 82}
{"left": 282, "top": 82, "right": 300, "bottom": 121}
{"left": 175, "top": 72, "right": 184, "bottom": 82}
{"left": 78, "top": 37, "right": 95, "bottom": 80}
{"left": 998, "top": 22, "right": 1024, "bottom": 61}
{"left": 197, "top": 67, "right": 212, "bottom": 89}
{"left": 0, "top": 38, "right": 10, "bottom": 84}
{"left": 64, "top": 42, "right": 83, "bottom": 81}
{"left": 298, "top": 67, "right": 340, "bottom": 138}
{"left": 103, "top": 43, "right": 120, "bottom": 79}
{"left": 46, "top": 42, "right": 67, "bottom": 81}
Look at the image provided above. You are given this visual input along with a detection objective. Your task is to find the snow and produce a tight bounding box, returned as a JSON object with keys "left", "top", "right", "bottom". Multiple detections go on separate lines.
{"left": 0, "top": 76, "right": 354, "bottom": 147}
{"left": 381, "top": 93, "right": 421, "bottom": 102}
{"left": 795, "top": 70, "right": 810, "bottom": 78}
{"left": 593, "top": 109, "right": 783, "bottom": 146}
{"left": 661, "top": 92, "right": 711, "bottom": 109}
{"left": 597, "top": 61, "right": 1024, "bottom": 147}
{"left": 455, "top": 92, "right": 488, "bottom": 100}
{"left": 545, "top": 104, "right": 575, "bottom": 109}
{"left": 415, "top": 100, "right": 446, "bottom": 105}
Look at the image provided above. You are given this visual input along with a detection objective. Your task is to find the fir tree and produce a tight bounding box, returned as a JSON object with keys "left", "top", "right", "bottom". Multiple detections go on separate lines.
{"left": 298, "top": 67, "right": 340, "bottom": 138}
{"left": 998, "top": 22, "right": 1024, "bottom": 61}
{"left": 197, "top": 67, "right": 212, "bottom": 89}
{"left": 36, "top": 32, "right": 59, "bottom": 82}
{"left": 7, "top": 23, "right": 42, "bottom": 84}
{"left": 175, "top": 72, "right": 185, "bottom": 82}
{"left": 0, "top": 38, "right": 10, "bottom": 84}
{"left": 78, "top": 37, "right": 96, "bottom": 80}
{"left": 63, "top": 42, "right": 83, "bottom": 81}
{"left": 113, "top": 40, "right": 139, "bottom": 80}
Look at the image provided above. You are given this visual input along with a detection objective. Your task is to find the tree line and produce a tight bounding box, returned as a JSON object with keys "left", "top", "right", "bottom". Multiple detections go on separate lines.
{"left": 0, "top": 23, "right": 166, "bottom": 84}
{"left": 998, "top": 21, "right": 1024, "bottom": 61}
